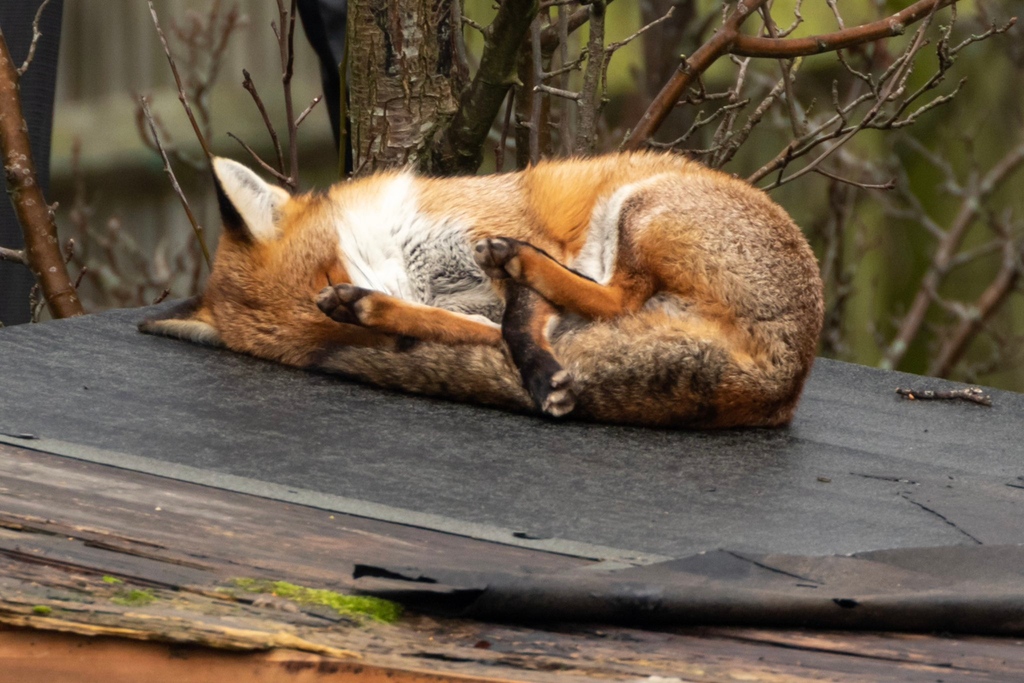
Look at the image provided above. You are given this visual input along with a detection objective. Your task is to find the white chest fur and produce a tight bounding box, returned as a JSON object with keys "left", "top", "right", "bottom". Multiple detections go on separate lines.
{"left": 333, "top": 175, "right": 503, "bottom": 321}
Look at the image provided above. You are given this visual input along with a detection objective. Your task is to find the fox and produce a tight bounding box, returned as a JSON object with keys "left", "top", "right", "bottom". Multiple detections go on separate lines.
{"left": 140, "top": 151, "right": 824, "bottom": 428}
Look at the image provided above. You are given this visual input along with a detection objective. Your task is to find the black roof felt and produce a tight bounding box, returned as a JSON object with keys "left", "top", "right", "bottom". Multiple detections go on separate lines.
{"left": 2, "top": 306, "right": 1023, "bottom": 632}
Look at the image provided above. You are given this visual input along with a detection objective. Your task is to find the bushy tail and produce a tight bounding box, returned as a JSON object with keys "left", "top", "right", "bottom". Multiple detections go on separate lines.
{"left": 554, "top": 311, "right": 810, "bottom": 428}
{"left": 320, "top": 309, "right": 812, "bottom": 428}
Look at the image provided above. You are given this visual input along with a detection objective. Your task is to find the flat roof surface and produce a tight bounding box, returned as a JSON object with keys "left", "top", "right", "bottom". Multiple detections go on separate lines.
{"left": 2, "top": 306, "right": 1024, "bottom": 634}
{"left": 2, "top": 306, "right": 1022, "bottom": 562}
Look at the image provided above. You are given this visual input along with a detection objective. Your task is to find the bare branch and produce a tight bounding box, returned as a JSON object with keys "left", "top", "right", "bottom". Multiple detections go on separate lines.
{"left": 279, "top": 0, "right": 300, "bottom": 188}
{"left": 147, "top": 1, "right": 214, "bottom": 161}
{"left": 623, "top": 0, "right": 769, "bottom": 149}
{"left": 760, "top": 5, "right": 806, "bottom": 138}
{"left": 433, "top": 0, "right": 539, "bottom": 174}
{"left": 535, "top": 84, "right": 581, "bottom": 101}
{"left": 528, "top": 14, "right": 543, "bottom": 166}
{"left": 295, "top": 94, "right": 322, "bottom": 128}
{"left": 0, "top": 24, "right": 83, "bottom": 318}
{"left": 540, "top": 0, "right": 613, "bottom": 52}
{"left": 242, "top": 69, "right": 287, "bottom": 178}
{"left": 812, "top": 167, "right": 896, "bottom": 191}
{"left": 495, "top": 90, "right": 514, "bottom": 172}
{"left": 462, "top": 15, "right": 485, "bottom": 34}
{"left": 139, "top": 96, "right": 212, "bottom": 270}
{"left": 896, "top": 386, "right": 992, "bottom": 406}
{"left": 17, "top": 0, "right": 53, "bottom": 76}
{"left": 0, "top": 246, "right": 26, "bottom": 265}
{"left": 732, "top": 0, "right": 958, "bottom": 58}
{"left": 882, "top": 138, "right": 1024, "bottom": 370}
{"left": 575, "top": 1, "right": 606, "bottom": 154}
{"left": 648, "top": 100, "right": 750, "bottom": 150}
{"left": 625, "top": 0, "right": 964, "bottom": 149}
{"left": 929, "top": 227, "right": 1022, "bottom": 377}
{"left": 555, "top": 3, "right": 572, "bottom": 155}
{"left": 756, "top": 16, "right": 936, "bottom": 190}
{"left": 227, "top": 132, "right": 293, "bottom": 186}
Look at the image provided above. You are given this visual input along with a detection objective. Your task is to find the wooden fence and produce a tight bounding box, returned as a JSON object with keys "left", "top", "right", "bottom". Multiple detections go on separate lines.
{"left": 49, "top": 0, "right": 336, "bottom": 310}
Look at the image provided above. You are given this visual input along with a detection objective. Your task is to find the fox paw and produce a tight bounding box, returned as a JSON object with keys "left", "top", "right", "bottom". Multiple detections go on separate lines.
{"left": 541, "top": 369, "right": 577, "bottom": 418}
{"left": 316, "top": 284, "right": 372, "bottom": 326}
{"left": 473, "top": 238, "right": 522, "bottom": 280}
{"left": 523, "top": 366, "right": 575, "bottom": 418}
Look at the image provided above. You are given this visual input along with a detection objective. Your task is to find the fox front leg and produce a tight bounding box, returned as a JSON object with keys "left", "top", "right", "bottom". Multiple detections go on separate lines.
{"left": 315, "top": 284, "right": 503, "bottom": 347}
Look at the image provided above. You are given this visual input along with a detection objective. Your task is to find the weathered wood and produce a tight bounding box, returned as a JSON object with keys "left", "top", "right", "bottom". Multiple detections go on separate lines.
{"left": 0, "top": 444, "right": 588, "bottom": 584}
{"left": 2, "top": 443, "right": 1024, "bottom": 682}
{"left": 0, "top": 629, "right": 527, "bottom": 683}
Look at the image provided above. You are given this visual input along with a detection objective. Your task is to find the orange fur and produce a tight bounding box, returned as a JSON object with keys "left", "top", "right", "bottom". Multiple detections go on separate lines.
{"left": 141, "top": 152, "right": 824, "bottom": 428}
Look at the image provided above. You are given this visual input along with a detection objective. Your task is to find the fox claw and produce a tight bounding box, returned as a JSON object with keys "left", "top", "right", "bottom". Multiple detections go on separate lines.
{"left": 474, "top": 238, "right": 521, "bottom": 279}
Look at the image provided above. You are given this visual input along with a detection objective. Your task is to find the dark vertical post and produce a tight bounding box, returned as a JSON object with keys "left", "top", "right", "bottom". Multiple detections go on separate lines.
{"left": 296, "top": 0, "right": 350, "bottom": 173}
{"left": 0, "top": 0, "right": 63, "bottom": 326}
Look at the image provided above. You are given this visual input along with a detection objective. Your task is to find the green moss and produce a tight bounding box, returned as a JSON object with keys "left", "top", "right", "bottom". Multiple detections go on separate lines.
{"left": 111, "top": 588, "right": 157, "bottom": 606}
{"left": 232, "top": 578, "right": 402, "bottom": 623}
{"left": 32, "top": 605, "right": 52, "bottom": 615}
{"left": 101, "top": 575, "right": 123, "bottom": 585}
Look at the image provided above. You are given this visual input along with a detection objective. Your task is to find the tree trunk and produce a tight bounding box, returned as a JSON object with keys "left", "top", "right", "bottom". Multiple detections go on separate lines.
{"left": 0, "top": 0, "right": 65, "bottom": 324}
{"left": 347, "top": 0, "right": 462, "bottom": 174}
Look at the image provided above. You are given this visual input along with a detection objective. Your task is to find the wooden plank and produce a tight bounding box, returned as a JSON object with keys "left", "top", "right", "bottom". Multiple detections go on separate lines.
{"left": 2, "top": 443, "right": 1024, "bottom": 682}
{"left": 0, "top": 443, "right": 589, "bottom": 585}
{"left": 0, "top": 628, "right": 530, "bottom": 683}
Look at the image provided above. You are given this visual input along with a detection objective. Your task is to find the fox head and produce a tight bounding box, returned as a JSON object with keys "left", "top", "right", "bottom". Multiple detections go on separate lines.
{"left": 140, "top": 158, "right": 366, "bottom": 366}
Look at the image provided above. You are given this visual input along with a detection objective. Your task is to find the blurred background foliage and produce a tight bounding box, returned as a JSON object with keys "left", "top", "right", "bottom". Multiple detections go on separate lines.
{"left": 45, "top": 0, "right": 1024, "bottom": 390}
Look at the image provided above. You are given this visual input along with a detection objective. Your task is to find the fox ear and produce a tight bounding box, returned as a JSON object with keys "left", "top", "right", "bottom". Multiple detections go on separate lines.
{"left": 211, "top": 157, "right": 291, "bottom": 243}
{"left": 138, "top": 296, "right": 223, "bottom": 347}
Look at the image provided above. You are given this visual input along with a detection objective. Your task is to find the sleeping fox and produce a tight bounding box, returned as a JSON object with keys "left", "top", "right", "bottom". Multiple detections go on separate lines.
{"left": 141, "top": 151, "right": 824, "bottom": 428}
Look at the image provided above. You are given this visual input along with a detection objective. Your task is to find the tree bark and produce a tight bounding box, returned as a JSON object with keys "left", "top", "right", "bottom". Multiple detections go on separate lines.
{"left": 347, "top": 0, "right": 462, "bottom": 174}
{"left": 0, "top": 0, "right": 63, "bottom": 325}
{"left": 0, "top": 22, "right": 83, "bottom": 319}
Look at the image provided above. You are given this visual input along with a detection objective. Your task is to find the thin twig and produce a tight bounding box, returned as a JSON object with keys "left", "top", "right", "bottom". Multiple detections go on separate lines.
{"left": 813, "top": 167, "right": 896, "bottom": 191}
{"left": 147, "top": 1, "right": 214, "bottom": 161}
{"left": 242, "top": 69, "right": 287, "bottom": 176}
{"left": 528, "top": 15, "right": 543, "bottom": 165}
{"left": 556, "top": 3, "right": 572, "bottom": 155}
{"left": 733, "top": 0, "right": 958, "bottom": 57}
{"left": 929, "top": 228, "right": 1022, "bottom": 377}
{"left": 896, "top": 386, "right": 993, "bottom": 406}
{"left": 274, "top": 0, "right": 300, "bottom": 190}
{"left": 624, "top": 0, "right": 962, "bottom": 149}
{"left": 17, "top": 0, "right": 53, "bottom": 76}
{"left": 882, "top": 138, "right": 1024, "bottom": 370}
{"left": 535, "top": 84, "right": 581, "bottom": 101}
{"left": 139, "top": 96, "right": 212, "bottom": 270}
{"left": 0, "top": 246, "right": 27, "bottom": 265}
{"left": 624, "top": 0, "right": 769, "bottom": 149}
{"left": 759, "top": 17, "right": 934, "bottom": 190}
{"left": 605, "top": 5, "right": 674, "bottom": 53}
{"left": 295, "top": 94, "right": 322, "bottom": 128}
{"left": 495, "top": 90, "right": 514, "bottom": 172}
{"left": 227, "top": 132, "right": 293, "bottom": 185}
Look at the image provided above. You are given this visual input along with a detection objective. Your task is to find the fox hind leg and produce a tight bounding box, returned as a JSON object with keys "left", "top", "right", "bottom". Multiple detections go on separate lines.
{"left": 500, "top": 281, "right": 576, "bottom": 418}
{"left": 474, "top": 237, "right": 651, "bottom": 321}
